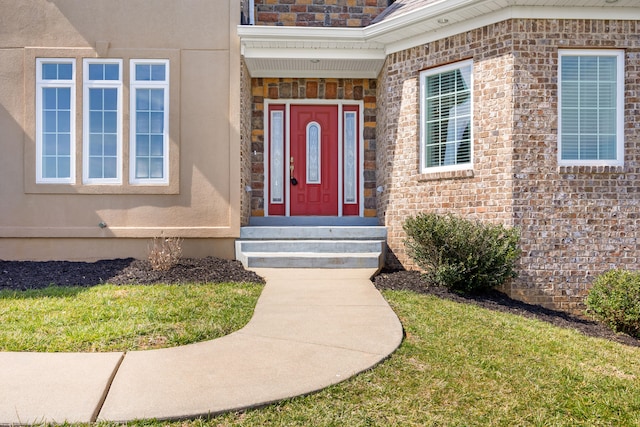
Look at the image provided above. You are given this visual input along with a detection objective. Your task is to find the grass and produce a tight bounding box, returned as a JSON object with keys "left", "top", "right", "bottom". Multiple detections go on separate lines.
{"left": 7, "top": 286, "right": 640, "bottom": 426}
{"left": 0, "top": 283, "right": 263, "bottom": 352}
{"left": 122, "top": 290, "right": 638, "bottom": 427}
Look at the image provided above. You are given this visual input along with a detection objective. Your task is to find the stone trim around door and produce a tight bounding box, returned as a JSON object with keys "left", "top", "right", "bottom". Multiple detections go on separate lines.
{"left": 249, "top": 78, "right": 378, "bottom": 219}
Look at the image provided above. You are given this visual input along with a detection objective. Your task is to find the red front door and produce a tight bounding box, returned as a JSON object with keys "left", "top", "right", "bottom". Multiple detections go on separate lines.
{"left": 290, "top": 105, "right": 339, "bottom": 216}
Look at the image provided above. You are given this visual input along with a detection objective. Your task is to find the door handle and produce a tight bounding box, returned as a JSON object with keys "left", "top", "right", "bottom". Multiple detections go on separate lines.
{"left": 290, "top": 157, "right": 298, "bottom": 185}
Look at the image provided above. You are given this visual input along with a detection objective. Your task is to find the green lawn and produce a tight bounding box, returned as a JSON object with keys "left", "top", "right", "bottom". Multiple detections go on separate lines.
{"left": 0, "top": 283, "right": 263, "bottom": 352}
{"left": 6, "top": 285, "right": 640, "bottom": 426}
{"left": 131, "top": 290, "right": 639, "bottom": 427}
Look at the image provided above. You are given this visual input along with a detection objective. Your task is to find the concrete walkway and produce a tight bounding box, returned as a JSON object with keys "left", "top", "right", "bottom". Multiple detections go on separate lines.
{"left": 0, "top": 268, "right": 403, "bottom": 425}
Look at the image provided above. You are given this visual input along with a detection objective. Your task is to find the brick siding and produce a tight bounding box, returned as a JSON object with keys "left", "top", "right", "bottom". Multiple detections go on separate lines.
{"left": 250, "top": 77, "right": 378, "bottom": 217}
{"left": 511, "top": 19, "right": 640, "bottom": 312}
{"left": 254, "top": 0, "right": 389, "bottom": 27}
{"left": 377, "top": 18, "right": 640, "bottom": 313}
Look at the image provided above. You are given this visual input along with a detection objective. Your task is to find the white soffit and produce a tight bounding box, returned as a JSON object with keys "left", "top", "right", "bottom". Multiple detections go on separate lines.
{"left": 239, "top": 0, "right": 640, "bottom": 78}
{"left": 239, "top": 27, "right": 386, "bottom": 78}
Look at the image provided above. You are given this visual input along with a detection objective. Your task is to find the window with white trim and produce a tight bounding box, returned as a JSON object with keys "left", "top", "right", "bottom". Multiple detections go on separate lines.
{"left": 130, "top": 60, "right": 170, "bottom": 184}
{"left": 558, "top": 50, "right": 624, "bottom": 166}
{"left": 420, "top": 60, "right": 473, "bottom": 173}
{"left": 83, "top": 59, "right": 122, "bottom": 184}
{"left": 36, "top": 59, "right": 76, "bottom": 183}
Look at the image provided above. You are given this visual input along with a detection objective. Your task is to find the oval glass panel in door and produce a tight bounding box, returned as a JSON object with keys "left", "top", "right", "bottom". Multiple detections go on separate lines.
{"left": 306, "top": 121, "right": 321, "bottom": 184}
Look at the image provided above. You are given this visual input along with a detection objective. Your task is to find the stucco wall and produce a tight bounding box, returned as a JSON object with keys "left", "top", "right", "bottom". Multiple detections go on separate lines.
{"left": 378, "top": 18, "right": 640, "bottom": 313}
{"left": 0, "top": 0, "right": 241, "bottom": 261}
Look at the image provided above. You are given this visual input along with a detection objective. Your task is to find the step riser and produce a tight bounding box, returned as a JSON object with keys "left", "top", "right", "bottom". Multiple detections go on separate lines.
{"left": 240, "top": 226, "right": 387, "bottom": 241}
{"left": 243, "top": 255, "right": 383, "bottom": 269}
{"left": 237, "top": 240, "right": 384, "bottom": 254}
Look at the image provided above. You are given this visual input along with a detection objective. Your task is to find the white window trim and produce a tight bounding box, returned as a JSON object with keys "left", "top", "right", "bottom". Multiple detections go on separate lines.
{"left": 83, "top": 58, "right": 123, "bottom": 185}
{"left": 558, "top": 49, "right": 625, "bottom": 167}
{"left": 35, "top": 58, "right": 76, "bottom": 184}
{"left": 129, "top": 59, "right": 170, "bottom": 185}
{"left": 420, "top": 59, "right": 474, "bottom": 174}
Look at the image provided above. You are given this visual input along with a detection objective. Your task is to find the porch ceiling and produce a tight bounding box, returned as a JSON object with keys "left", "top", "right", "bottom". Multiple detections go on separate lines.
{"left": 239, "top": 27, "right": 386, "bottom": 79}
{"left": 238, "top": 0, "right": 640, "bottom": 79}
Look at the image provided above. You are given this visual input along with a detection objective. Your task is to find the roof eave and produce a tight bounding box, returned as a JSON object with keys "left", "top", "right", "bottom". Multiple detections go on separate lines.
{"left": 239, "top": 0, "right": 640, "bottom": 78}
{"left": 238, "top": 26, "right": 385, "bottom": 78}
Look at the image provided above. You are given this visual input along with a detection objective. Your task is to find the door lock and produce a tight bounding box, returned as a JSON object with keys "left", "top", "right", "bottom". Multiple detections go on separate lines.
{"left": 290, "top": 157, "right": 298, "bottom": 185}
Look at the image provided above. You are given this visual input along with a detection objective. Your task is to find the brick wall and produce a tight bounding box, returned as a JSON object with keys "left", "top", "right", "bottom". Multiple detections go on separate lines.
{"left": 377, "top": 20, "right": 516, "bottom": 270}
{"left": 377, "top": 18, "right": 640, "bottom": 313}
{"left": 254, "top": 0, "right": 389, "bottom": 27}
{"left": 510, "top": 19, "right": 640, "bottom": 312}
{"left": 250, "top": 78, "right": 378, "bottom": 217}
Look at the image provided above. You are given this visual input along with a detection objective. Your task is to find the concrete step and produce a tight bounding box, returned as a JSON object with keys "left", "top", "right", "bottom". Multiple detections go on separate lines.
{"left": 238, "top": 252, "right": 383, "bottom": 269}
{"left": 240, "top": 226, "right": 387, "bottom": 241}
{"left": 236, "top": 225, "right": 387, "bottom": 270}
{"left": 236, "top": 240, "right": 385, "bottom": 254}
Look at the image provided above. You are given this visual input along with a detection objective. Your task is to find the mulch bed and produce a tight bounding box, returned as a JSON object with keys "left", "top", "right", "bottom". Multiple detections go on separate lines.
{"left": 0, "top": 257, "right": 264, "bottom": 290}
{"left": 374, "top": 269, "right": 640, "bottom": 348}
{"left": 1, "top": 258, "right": 637, "bottom": 348}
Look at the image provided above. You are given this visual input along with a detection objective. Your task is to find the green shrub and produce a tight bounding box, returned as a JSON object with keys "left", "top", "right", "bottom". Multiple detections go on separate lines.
{"left": 403, "top": 213, "right": 520, "bottom": 293}
{"left": 586, "top": 269, "right": 640, "bottom": 338}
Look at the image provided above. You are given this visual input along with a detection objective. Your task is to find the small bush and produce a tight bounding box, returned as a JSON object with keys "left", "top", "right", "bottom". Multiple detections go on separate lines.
{"left": 148, "top": 233, "right": 183, "bottom": 271}
{"left": 586, "top": 269, "right": 640, "bottom": 338}
{"left": 403, "top": 213, "right": 520, "bottom": 293}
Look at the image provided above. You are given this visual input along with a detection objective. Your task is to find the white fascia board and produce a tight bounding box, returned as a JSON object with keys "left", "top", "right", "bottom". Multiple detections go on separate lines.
{"left": 365, "top": 0, "right": 640, "bottom": 44}
{"left": 364, "top": 0, "right": 639, "bottom": 41}
{"left": 363, "top": 0, "right": 483, "bottom": 40}
{"left": 242, "top": 47, "right": 386, "bottom": 61}
{"left": 383, "top": 8, "right": 509, "bottom": 54}
{"left": 382, "top": 5, "right": 640, "bottom": 54}
{"left": 507, "top": 5, "right": 640, "bottom": 20}
{"left": 237, "top": 25, "right": 368, "bottom": 43}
